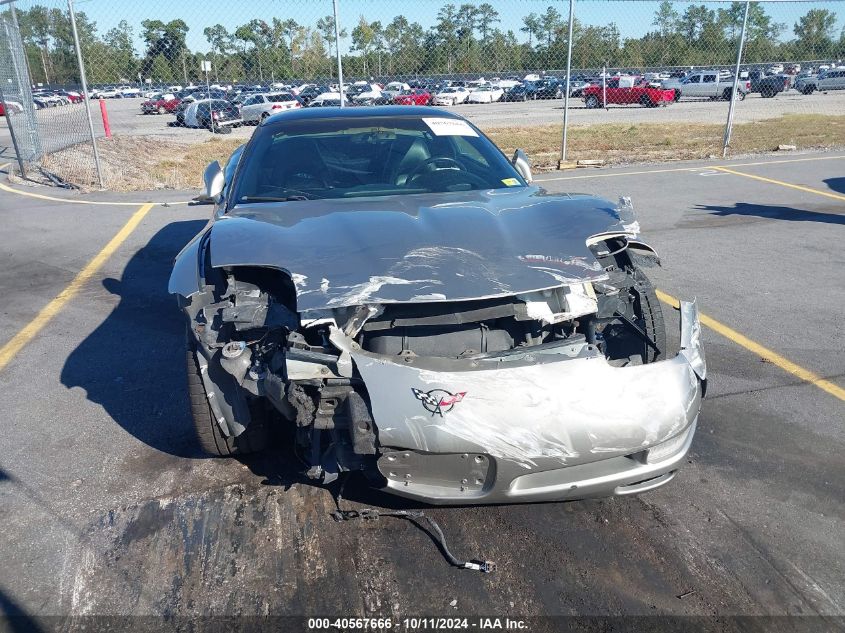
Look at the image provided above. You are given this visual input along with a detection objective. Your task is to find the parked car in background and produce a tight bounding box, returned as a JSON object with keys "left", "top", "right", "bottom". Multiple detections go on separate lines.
{"left": 503, "top": 81, "right": 538, "bottom": 101}
{"left": 118, "top": 85, "right": 141, "bottom": 98}
{"left": 433, "top": 86, "right": 471, "bottom": 106}
{"left": 466, "top": 85, "right": 504, "bottom": 103}
{"left": 240, "top": 92, "right": 301, "bottom": 123}
{"left": 382, "top": 81, "right": 410, "bottom": 100}
{"left": 748, "top": 71, "right": 790, "bottom": 97}
{"left": 32, "top": 91, "right": 67, "bottom": 106}
{"left": 564, "top": 78, "right": 591, "bottom": 97}
{"left": 180, "top": 89, "right": 228, "bottom": 104}
{"left": 173, "top": 101, "right": 190, "bottom": 126}
{"left": 534, "top": 78, "right": 563, "bottom": 99}
{"left": 347, "top": 83, "right": 383, "bottom": 105}
{"left": 141, "top": 93, "right": 179, "bottom": 114}
{"left": 0, "top": 100, "right": 24, "bottom": 116}
{"left": 493, "top": 79, "right": 520, "bottom": 91}
{"left": 308, "top": 93, "right": 348, "bottom": 108}
{"left": 32, "top": 94, "right": 52, "bottom": 109}
{"left": 56, "top": 90, "right": 83, "bottom": 103}
{"left": 308, "top": 96, "right": 347, "bottom": 108}
{"left": 794, "top": 68, "right": 845, "bottom": 94}
{"left": 297, "top": 85, "right": 331, "bottom": 105}
{"left": 662, "top": 71, "right": 748, "bottom": 101}
{"left": 393, "top": 88, "right": 432, "bottom": 106}
{"left": 90, "top": 86, "right": 122, "bottom": 99}
{"left": 582, "top": 77, "right": 675, "bottom": 108}
{"left": 182, "top": 99, "right": 241, "bottom": 132}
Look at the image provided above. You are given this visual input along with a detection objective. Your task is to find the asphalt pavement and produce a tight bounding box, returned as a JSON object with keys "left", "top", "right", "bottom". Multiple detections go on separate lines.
{"left": 0, "top": 152, "right": 842, "bottom": 630}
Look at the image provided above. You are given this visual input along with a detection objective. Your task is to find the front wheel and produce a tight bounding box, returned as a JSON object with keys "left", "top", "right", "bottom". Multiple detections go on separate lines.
{"left": 639, "top": 95, "right": 655, "bottom": 108}
{"left": 634, "top": 271, "right": 667, "bottom": 364}
{"left": 585, "top": 94, "right": 600, "bottom": 109}
{"left": 157, "top": 105, "right": 165, "bottom": 114}
{"left": 185, "top": 330, "right": 268, "bottom": 456}
{"left": 673, "top": 89, "right": 681, "bottom": 102}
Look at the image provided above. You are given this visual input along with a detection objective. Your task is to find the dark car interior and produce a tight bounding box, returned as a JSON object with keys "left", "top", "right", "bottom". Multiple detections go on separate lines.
{"left": 232, "top": 117, "right": 525, "bottom": 203}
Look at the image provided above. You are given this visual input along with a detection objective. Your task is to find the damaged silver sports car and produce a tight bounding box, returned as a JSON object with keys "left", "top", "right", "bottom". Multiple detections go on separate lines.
{"left": 169, "top": 106, "right": 706, "bottom": 504}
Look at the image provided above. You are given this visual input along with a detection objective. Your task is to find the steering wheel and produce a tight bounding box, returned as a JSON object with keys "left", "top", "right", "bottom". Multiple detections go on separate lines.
{"left": 407, "top": 156, "right": 463, "bottom": 181}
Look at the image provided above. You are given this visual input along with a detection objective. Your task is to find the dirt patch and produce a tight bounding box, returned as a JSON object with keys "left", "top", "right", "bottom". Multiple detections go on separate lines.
{"left": 33, "top": 135, "right": 214, "bottom": 191}
{"left": 487, "top": 114, "right": 845, "bottom": 170}
{"left": 28, "top": 114, "right": 845, "bottom": 191}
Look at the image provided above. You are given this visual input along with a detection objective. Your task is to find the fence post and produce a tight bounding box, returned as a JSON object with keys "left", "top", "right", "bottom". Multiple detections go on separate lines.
{"left": 4, "top": 0, "right": 41, "bottom": 161}
{"left": 68, "top": 0, "right": 103, "bottom": 188}
{"left": 558, "top": 0, "right": 575, "bottom": 166}
{"left": 722, "top": 1, "right": 750, "bottom": 158}
{"left": 332, "top": 0, "right": 345, "bottom": 107}
{"left": 0, "top": 80, "right": 26, "bottom": 177}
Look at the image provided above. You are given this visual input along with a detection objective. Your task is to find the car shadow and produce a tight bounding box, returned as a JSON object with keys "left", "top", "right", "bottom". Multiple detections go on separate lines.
{"left": 60, "top": 220, "right": 207, "bottom": 458}
{"left": 0, "top": 587, "right": 44, "bottom": 633}
{"left": 695, "top": 202, "right": 845, "bottom": 225}
{"left": 824, "top": 177, "right": 845, "bottom": 195}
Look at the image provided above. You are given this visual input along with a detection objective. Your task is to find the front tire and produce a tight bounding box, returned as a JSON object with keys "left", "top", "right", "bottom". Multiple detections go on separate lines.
{"left": 585, "top": 94, "right": 600, "bottom": 108}
{"left": 673, "top": 89, "right": 681, "bottom": 102}
{"left": 185, "top": 330, "right": 268, "bottom": 456}
{"left": 634, "top": 271, "right": 667, "bottom": 364}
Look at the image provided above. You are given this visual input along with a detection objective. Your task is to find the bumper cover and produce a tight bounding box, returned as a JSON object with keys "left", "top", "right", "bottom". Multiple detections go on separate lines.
{"left": 331, "top": 300, "right": 706, "bottom": 504}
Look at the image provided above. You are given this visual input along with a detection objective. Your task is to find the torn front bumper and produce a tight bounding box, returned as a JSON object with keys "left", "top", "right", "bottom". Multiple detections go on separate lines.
{"left": 331, "top": 300, "right": 706, "bottom": 505}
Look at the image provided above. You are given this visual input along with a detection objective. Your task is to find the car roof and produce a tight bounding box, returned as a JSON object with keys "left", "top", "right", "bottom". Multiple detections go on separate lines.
{"left": 262, "top": 105, "right": 466, "bottom": 125}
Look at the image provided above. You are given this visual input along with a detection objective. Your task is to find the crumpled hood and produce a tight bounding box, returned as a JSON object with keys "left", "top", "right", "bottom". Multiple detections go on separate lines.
{"left": 207, "top": 187, "right": 636, "bottom": 311}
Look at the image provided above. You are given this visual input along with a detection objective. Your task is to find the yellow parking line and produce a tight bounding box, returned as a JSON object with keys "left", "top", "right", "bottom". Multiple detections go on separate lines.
{"left": 539, "top": 166, "right": 700, "bottom": 181}
{"left": 656, "top": 290, "right": 845, "bottom": 402}
{"left": 0, "top": 203, "right": 154, "bottom": 373}
{"left": 538, "top": 153, "right": 845, "bottom": 182}
{"left": 713, "top": 166, "right": 845, "bottom": 202}
{"left": 0, "top": 179, "right": 189, "bottom": 206}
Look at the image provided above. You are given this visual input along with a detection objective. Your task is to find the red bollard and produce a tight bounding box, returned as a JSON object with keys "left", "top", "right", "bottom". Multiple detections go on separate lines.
{"left": 99, "top": 97, "right": 112, "bottom": 138}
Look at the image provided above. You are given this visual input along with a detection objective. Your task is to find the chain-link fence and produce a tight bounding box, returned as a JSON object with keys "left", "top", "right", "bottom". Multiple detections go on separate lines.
{"left": 1, "top": 0, "right": 843, "bottom": 189}
{"left": 0, "top": 5, "right": 41, "bottom": 175}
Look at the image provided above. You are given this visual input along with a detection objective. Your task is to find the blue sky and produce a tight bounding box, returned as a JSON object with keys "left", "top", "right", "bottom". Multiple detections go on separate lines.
{"left": 65, "top": 0, "right": 845, "bottom": 55}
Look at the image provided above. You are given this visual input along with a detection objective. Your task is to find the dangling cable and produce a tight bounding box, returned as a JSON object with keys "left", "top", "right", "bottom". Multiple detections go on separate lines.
{"left": 330, "top": 476, "right": 495, "bottom": 573}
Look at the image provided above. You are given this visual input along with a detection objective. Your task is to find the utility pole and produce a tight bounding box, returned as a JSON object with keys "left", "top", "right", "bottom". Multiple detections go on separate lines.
{"left": 332, "top": 0, "right": 345, "bottom": 107}
{"left": 68, "top": 0, "right": 103, "bottom": 188}
{"left": 558, "top": 0, "right": 575, "bottom": 166}
{"left": 723, "top": 1, "right": 750, "bottom": 157}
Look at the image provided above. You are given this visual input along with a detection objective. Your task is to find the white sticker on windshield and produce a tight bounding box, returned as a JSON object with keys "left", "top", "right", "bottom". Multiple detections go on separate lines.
{"left": 422, "top": 117, "right": 479, "bottom": 137}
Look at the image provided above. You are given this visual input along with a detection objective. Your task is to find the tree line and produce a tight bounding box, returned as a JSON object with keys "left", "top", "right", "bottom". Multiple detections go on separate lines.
{"left": 4, "top": 2, "right": 845, "bottom": 86}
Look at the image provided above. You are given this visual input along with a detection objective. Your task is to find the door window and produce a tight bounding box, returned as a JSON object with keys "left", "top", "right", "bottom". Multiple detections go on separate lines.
{"left": 703, "top": 75, "right": 716, "bottom": 83}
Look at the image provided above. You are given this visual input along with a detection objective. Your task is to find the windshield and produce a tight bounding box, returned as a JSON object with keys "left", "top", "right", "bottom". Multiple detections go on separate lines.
{"left": 231, "top": 115, "right": 526, "bottom": 205}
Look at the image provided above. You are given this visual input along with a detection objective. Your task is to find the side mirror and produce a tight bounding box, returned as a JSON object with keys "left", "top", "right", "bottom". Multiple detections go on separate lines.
{"left": 201, "top": 160, "right": 225, "bottom": 203}
{"left": 511, "top": 149, "right": 533, "bottom": 183}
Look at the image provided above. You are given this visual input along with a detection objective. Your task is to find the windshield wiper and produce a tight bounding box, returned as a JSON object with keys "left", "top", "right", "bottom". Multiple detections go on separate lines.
{"left": 241, "top": 194, "right": 315, "bottom": 202}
